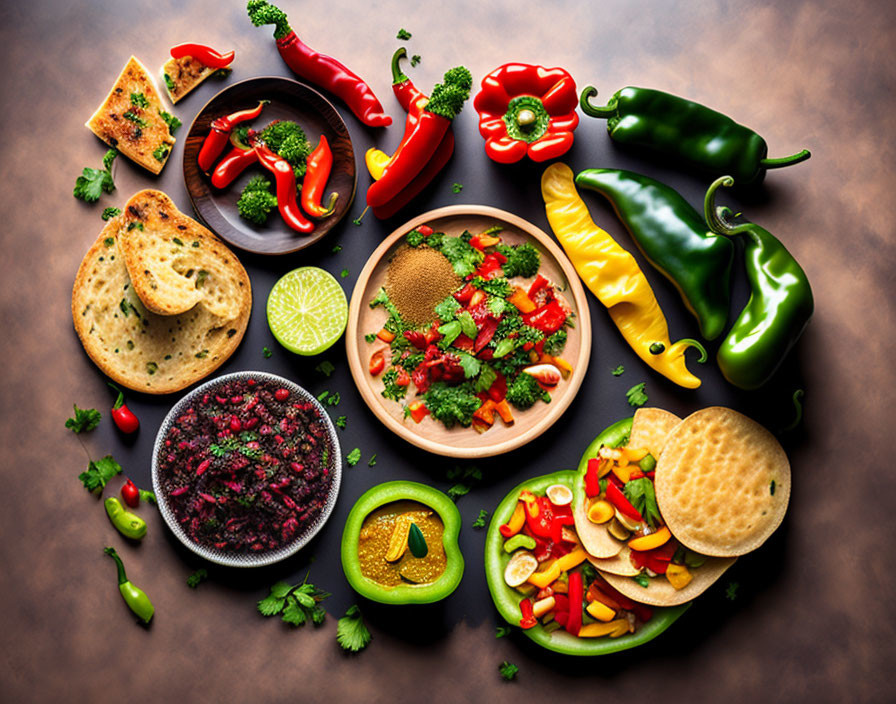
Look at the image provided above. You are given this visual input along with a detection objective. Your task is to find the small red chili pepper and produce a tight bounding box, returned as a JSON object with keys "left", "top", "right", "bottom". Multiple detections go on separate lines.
{"left": 198, "top": 101, "right": 268, "bottom": 172}
{"left": 210, "top": 146, "right": 260, "bottom": 189}
{"left": 585, "top": 458, "right": 602, "bottom": 497}
{"left": 519, "top": 598, "right": 537, "bottom": 629}
{"left": 108, "top": 383, "right": 139, "bottom": 434}
{"left": 565, "top": 570, "right": 584, "bottom": 636}
{"left": 522, "top": 299, "right": 568, "bottom": 335}
{"left": 254, "top": 144, "right": 315, "bottom": 234}
{"left": 170, "top": 43, "right": 235, "bottom": 69}
{"left": 121, "top": 479, "right": 140, "bottom": 508}
{"left": 247, "top": 1, "right": 390, "bottom": 128}
{"left": 301, "top": 135, "right": 338, "bottom": 219}
{"left": 391, "top": 47, "right": 427, "bottom": 113}
{"left": 606, "top": 482, "right": 643, "bottom": 522}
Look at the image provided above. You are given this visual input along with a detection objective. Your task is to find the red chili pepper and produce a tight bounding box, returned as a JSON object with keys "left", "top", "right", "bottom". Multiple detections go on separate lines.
{"left": 519, "top": 598, "right": 537, "bottom": 629}
{"left": 473, "top": 317, "right": 499, "bottom": 354}
{"left": 170, "top": 43, "right": 235, "bottom": 69}
{"left": 585, "top": 458, "right": 602, "bottom": 498}
{"left": 121, "top": 479, "right": 140, "bottom": 508}
{"left": 565, "top": 571, "right": 584, "bottom": 636}
{"left": 254, "top": 144, "right": 315, "bottom": 234}
{"left": 107, "top": 383, "right": 139, "bottom": 434}
{"left": 391, "top": 47, "right": 427, "bottom": 113}
{"left": 247, "top": 1, "right": 390, "bottom": 128}
{"left": 606, "top": 482, "right": 643, "bottom": 522}
{"left": 403, "top": 330, "right": 428, "bottom": 350}
{"left": 369, "top": 350, "right": 385, "bottom": 376}
{"left": 522, "top": 299, "right": 568, "bottom": 335}
{"left": 301, "top": 135, "right": 338, "bottom": 219}
{"left": 210, "top": 146, "right": 260, "bottom": 189}
{"left": 198, "top": 101, "right": 267, "bottom": 172}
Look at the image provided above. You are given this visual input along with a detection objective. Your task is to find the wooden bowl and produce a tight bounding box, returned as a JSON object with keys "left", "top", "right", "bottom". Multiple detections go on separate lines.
{"left": 345, "top": 205, "right": 592, "bottom": 458}
{"left": 182, "top": 76, "right": 356, "bottom": 255}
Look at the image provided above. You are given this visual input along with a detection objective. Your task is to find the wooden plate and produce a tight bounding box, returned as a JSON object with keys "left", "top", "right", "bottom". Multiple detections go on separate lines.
{"left": 183, "top": 77, "right": 356, "bottom": 255}
{"left": 346, "top": 205, "right": 592, "bottom": 458}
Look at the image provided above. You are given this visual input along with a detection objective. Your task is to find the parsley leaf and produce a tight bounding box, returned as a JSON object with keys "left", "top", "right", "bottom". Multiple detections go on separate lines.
{"left": 499, "top": 661, "right": 519, "bottom": 681}
{"left": 317, "top": 390, "right": 340, "bottom": 406}
{"left": 332, "top": 244, "right": 342, "bottom": 253}
{"left": 352, "top": 215, "right": 362, "bottom": 226}
{"left": 336, "top": 604, "right": 372, "bottom": 652}
{"left": 434, "top": 295, "right": 461, "bottom": 322}
{"left": 623, "top": 477, "right": 661, "bottom": 528}
{"left": 439, "top": 234, "right": 483, "bottom": 278}
{"left": 263, "top": 346, "right": 273, "bottom": 358}
{"left": 364, "top": 333, "right": 376, "bottom": 343}
{"left": 187, "top": 568, "right": 208, "bottom": 588}
{"left": 396, "top": 28, "right": 412, "bottom": 39}
{"left": 258, "top": 576, "right": 329, "bottom": 627}
{"left": 452, "top": 182, "right": 464, "bottom": 194}
{"left": 472, "top": 509, "right": 489, "bottom": 529}
{"left": 411, "top": 54, "right": 421, "bottom": 67}
{"left": 346, "top": 448, "right": 361, "bottom": 466}
{"left": 158, "top": 109, "right": 181, "bottom": 136}
{"left": 367, "top": 454, "right": 377, "bottom": 467}
{"left": 725, "top": 581, "right": 739, "bottom": 601}
{"left": 446, "top": 466, "right": 481, "bottom": 501}
{"left": 495, "top": 625, "right": 511, "bottom": 638}
{"left": 315, "top": 360, "right": 335, "bottom": 377}
{"left": 612, "top": 364, "right": 625, "bottom": 376}
{"left": 66, "top": 405, "right": 101, "bottom": 433}
{"left": 335, "top": 415, "right": 347, "bottom": 429}
{"left": 130, "top": 92, "right": 149, "bottom": 108}
{"left": 78, "top": 455, "right": 122, "bottom": 493}
{"left": 340, "top": 268, "right": 349, "bottom": 278}
{"left": 73, "top": 161, "right": 115, "bottom": 203}
{"left": 101, "top": 207, "right": 121, "bottom": 221}
{"left": 625, "top": 382, "right": 648, "bottom": 408}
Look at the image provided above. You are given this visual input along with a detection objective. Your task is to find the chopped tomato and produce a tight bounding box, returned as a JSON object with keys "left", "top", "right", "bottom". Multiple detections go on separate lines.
{"left": 411, "top": 366, "right": 430, "bottom": 394}
{"left": 522, "top": 299, "right": 568, "bottom": 335}
{"left": 369, "top": 350, "right": 385, "bottom": 376}
{"left": 629, "top": 541, "right": 676, "bottom": 575}
{"left": 395, "top": 368, "right": 410, "bottom": 386}
{"left": 475, "top": 252, "right": 507, "bottom": 279}
{"left": 453, "top": 283, "right": 475, "bottom": 304}
{"left": 477, "top": 347, "right": 494, "bottom": 361}
{"left": 528, "top": 274, "right": 555, "bottom": 306}
{"left": 417, "top": 225, "right": 433, "bottom": 237}
{"left": 473, "top": 317, "right": 498, "bottom": 352}
{"left": 403, "top": 330, "right": 427, "bottom": 349}
{"left": 408, "top": 400, "right": 430, "bottom": 423}
{"left": 424, "top": 322, "right": 442, "bottom": 344}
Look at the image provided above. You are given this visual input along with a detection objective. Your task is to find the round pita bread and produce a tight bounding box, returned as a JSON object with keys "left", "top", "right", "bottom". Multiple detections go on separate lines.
{"left": 598, "top": 555, "right": 736, "bottom": 606}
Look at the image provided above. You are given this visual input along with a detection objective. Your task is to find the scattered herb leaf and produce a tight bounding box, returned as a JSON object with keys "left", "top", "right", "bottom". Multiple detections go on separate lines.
{"left": 633, "top": 574, "right": 650, "bottom": 588}
{"left": 625, "top": 382, "right": 648, "bottom": 408}
{"left": 187, "top": 568, "right": 208, "bottom": 588}
{"left": 78, "top": 455, "right": 122, "bottom": 493}
{"left": 611, "top": 364, "right": 625, "bottom": 376}
{"left": 367, "top": 454, "right": 377, "bottom": 467}
{"left": 499, "top": 661, "right": 519, "bottom": 681}
{"left": 346, "top": 448, "right": 361, "bottom": 466}
{"left": 340, "top": 268, "right": 349, "bottom": 278}
{"left": 451, "top": 182, "right": 463, "bottom": 194}
{"left": 352, "top": 215, "right": 362, "bottom": 226}
{"left": 623, "top": 478, "right": 661, "bottom": 528}
{"left": 257, "top": 576, "right": 329, "bottom": 627}
{"left": 73, "top": 150, "right": 118, "bottom": 202}
{"left": 411, "top": 54, "right": 421, "bottom": 67}
{"left": 332, "top": 244, "right": 342, "bottom": 253}
{"left": 472, "top": 509, "right": 489, "bottom": 529}
{"left": 726, "top": 581, "right": 739, "bottom": 601}
{"left": 364, "top": 333, "right": 376, "bottom": 343}
{"left": 495, "top": 625, "right": 511, "bottom": 638}
{"left": 263, "top": 346, "right": 273, "bottom": 358}
{"left": 101, "top": 207, "right": 121, "bottom": 221}
{"left": 335, "top": 415, "right": 347, "bottom": 429}
{"left": 66, "top": 405, "right": 101, "bottom": 433}
{"left": 316, "top": 360, "right": 335, "bottom": 377}
{"left": 337, "top": 604, "right": 372, "bottom": 652}
{"left": 396, "top": 28, "right": 412, "bottom": 40}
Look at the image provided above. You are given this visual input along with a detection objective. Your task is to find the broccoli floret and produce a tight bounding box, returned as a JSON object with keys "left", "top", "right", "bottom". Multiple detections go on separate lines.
{"left": 260, "top": 120, "right": 312, "bottom": 179}
{"left": 471, "top": 276, "right": 512, "bottom": 298}
{"left": 424, "top": 382, "right": 482, "bottom": 428}
{"left": 381, "top": 369, "right": 407, "bottom": 402}
{"left": 426, "top": 67, "right": 472, "bottom": 120}
{"left": 543, "top": 329, "right": 568, "bottom": 355}
{"left": 506, "top": 372, "right": 550, "bottom": 410}
{"left": 498, "top": 242, "right": 540, "bottom": 278}
{"left": 237, "top": 176, "right": 278, "bottom": 225}
{"left": 247, "top": 0, "right": 292, "bottom": 39}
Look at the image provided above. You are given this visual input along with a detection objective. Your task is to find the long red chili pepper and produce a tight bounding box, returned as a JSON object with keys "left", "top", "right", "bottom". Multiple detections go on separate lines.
{"left": 519, "top": 598, "right": 537, "bottom": 629}
{"left": 565, "top": 571, "right": 583, "bottom": 636}
{"left": 108, "top": 383, "right": 139, "bottom": 434}
{"left": 391, "top": 47, "right": 427, "bottom": 114}
{"left": 210, "top": 146, "right": 260, "bottom": 189}
{"left": 255, "top": 144, "right": 314, "bottom": 233}
{"left": 198, "top": 101, "right": 268, "bottom": 172}
{"left": 247, "top": 1, "right": 390, "bottom": 128}
{"left": 301, "top": 135, "right": 338, "bottom": 219}
{"left": 170, "top": 43, "right": 235, "bottom": 69}
{"left": 585, "top": 458, "right": 602, "bottom": 497}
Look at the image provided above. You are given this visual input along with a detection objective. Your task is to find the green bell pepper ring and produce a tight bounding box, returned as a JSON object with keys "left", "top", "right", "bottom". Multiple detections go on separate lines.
{"left": 103, "top": 546, "right": 154, "bottom": 624}
{"left": 485, "top": 464, "right": 688, "bottom": 656}
{"left": 576, "top": 168, "right": 735, "bottom": 340}
{"left": 580, "top": 85, "right": 810, "bottom": 186}
{"left": 341, "top": 481, "right": 464, "bottom": 605}
{"left": 704, "top": 177, "right": 814, "bottom": 389}
{"left": 104, "top": 497, "right": 147, "bottom": 540}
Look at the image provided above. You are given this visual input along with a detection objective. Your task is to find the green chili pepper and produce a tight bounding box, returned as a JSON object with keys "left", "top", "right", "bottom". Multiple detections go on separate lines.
{"left": 104, "top": 497, "right": 147, "bottom": 540}
{"left": 103, "top": 546, "right": 154, "bottom": 624}
{"left": 580, "top": 86, "right": 810, "bottom": 186}
{"left": 502, "top": 534, "right": 536, "bottom": 553}
{"left": 576, "top": 168, "right": 734, "bottom": 340}
{"left": 704, "top": 177, "right": 814, "bottom": 389}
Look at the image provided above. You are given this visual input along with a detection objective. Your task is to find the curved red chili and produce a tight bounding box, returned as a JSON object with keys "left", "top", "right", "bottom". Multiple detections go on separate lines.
{"left": 247, "top": 1, "right": 390, "bottom": 128}
{"left": 107, "top": 382, "right": 139, "bottom": 434}
{"left": 198, "top": 101, "right": 268, "bottom": 172}
{"left": 170, "top": 43, "right": 235, "bottom": 69}
{"left": 301, "top": 135, "right": 338, "bottom": 219}
{"left": 391, "top": 47, "right": 426, "bottom": 113}
{"left": 255, "top": 144, "right": 315, "bottom": 233}
{"left": 211, "top": 146, "right": 260, "bottom": 189}
{"left": 121, "top": 479, "right": 140, "bottom": 508}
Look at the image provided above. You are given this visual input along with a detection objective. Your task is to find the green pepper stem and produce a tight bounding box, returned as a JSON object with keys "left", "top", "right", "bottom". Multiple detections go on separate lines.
{"left": 104, "top": 546, "right": 128, "bottom": 585}
{"left": 108, "top": 382, "right": 124, "bottom": 410}
{"left": 704, "top": 176, "right": 753, "bottom": 237}
{"left": 579, "top": 86, "right": 617, "bottom": 118}
{"left": 391, "top": 47, "right": 409, "bottom": 85}
{"left": 760, "top": 149, "right": 811, "bottom": 170}
{"left": 782, "top": 389, "right": 804, "bottom": 432}
{"left": 675, "top": 338, "right": 708, "bottom": 363}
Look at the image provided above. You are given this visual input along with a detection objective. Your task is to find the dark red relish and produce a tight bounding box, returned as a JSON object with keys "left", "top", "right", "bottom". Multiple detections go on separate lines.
{"left": 158, "top": 376, "right": 334, "bottom": 554}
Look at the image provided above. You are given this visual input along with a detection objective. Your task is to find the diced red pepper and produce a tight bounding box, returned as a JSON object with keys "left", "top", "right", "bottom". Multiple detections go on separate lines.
{"left": 404, "top": 330, "right": 427, "bottom": 349}
{"left": 553, "top": 592, "right": 570, "bottom": 626}
{"left": 519, "top": 598, "right": 537, "bottom": 629}
{"left": 411, "top": 366, "right": 430, "bottom": 394}
{"left": 469, "top": 232, "right": 502, "bottom": 250}
{"left": 606, "top": 482, "right": 643, "bottom": 522}
{"left": 522, "top": 299, "right": 568, "bottom": 335}
{"left": 395, "top": 368, "right": 410, "bottom": 386}
{"left": 417, "top": 225, "right": 433, "bottom": 237}
{"left": 528, "top": 274, "right": 551, "bottom": 301}
{"left": 585, "top": 457, "right": 601, "bottom": 497}
{"left": 369, "top": 350, "right": 386, "bottom": 376}
{"left": 475, "top": 252, "right": 507, "bottom": 279}
{"left": 566, "top": 571, "right": 583, "bottom": 636}
{"left": 452, "top": 333, "right": 475, "bottom": 352}
{"left": 477, "top": 347, "right": 494, "bottom": 361}
{"left": 454, "top": 283, "right": 476, "bottom": 304}
{"left": 523, "top": 494, "right": 554, "bottom": 538}
{"left": 407, "top": 400, "right": 430, "bottom": 423}
{"left": 473, "top": 316, "right": 498, "bottom": 352}
{"left": 629, "top": 541, "right": 677, "bottom": 575}
{"left": 487, "top": 370, "right": 507, "bottom": 402}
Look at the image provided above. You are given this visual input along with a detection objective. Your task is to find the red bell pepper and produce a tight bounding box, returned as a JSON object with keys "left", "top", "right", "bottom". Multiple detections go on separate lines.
{"left": 553, "top": 593, "right": 570, "bottom": 626}
{"left": 170, "top": 42, "right": 235, "bottom": 69}
{"left": 522, "top": 493, "right": 554, "bottom": 539}
{"left": 403, "top": 330, "right": 427, "bottom": 350}
{"left": 198, "top": 101, "right": 267, "bottom": 172}
{"left": 473, "top": 317, "right": 499, "bottom": 353}
{"left": 486, "top": 370, "right": 507, "bottom": 402}
{"left": 407, "top": 400, "right": 430, "bottom": 424}
{"left": 473, "top": 63, "right": 579, "bottom": 163}
{"left": 474, "top": 252, "right": 507, "bottom": 280}
{"left": 565, "top": 571, "right": 583, "bottom": 636}
{"left": 585, "top": 458, "right": 602, "bottom": 498}
{"left": 519, "top": 598, "right": 537, "bottom": 629}
{"left": 453, "top": 283, "right": 476, "bottom": 305}
{"left": 605, "top": 482, "right": 643, "bottom": 522}
{"left": 522, "top": 299, "right": 568, "bottom": 335}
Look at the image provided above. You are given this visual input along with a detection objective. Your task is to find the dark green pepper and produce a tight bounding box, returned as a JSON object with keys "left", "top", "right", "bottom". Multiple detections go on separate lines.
{"left": 104, "top": 497, "right": 147, "bottom": 540}
{"left": 104, "top": 546, "right": 154, "bottom": 624}
{"left": 576, "top": 168, "right": 734, "bottom": 340}
{"left": 580, "top": 86, "right": 810, "bottom": 185}
{"left": 704, "top": 176, "right": 814, "bottom": 388}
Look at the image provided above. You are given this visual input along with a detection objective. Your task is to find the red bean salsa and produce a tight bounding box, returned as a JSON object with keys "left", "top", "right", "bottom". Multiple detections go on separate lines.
{"left": 158, "top": 376, "right": 334, "bottom": 554}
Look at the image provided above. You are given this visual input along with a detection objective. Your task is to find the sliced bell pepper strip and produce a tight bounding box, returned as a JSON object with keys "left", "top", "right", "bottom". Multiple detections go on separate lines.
{"left": 503, "top": 534, "right": 536, "bottom": 553}
{"left": 377, "top": 327, "right": 396, "bottom": 343}
{"left": 565, "top": 570, "right": 583, "bottom": 636}
{"left": 628, "top": 526, "right": 671, "bottom": 551}
{"left": 499, "top": 501, "right": 526, "bottom": 538}
{"left": 494, "top": 399, "right": 514, "bottom": 424}
{"left": 369, "top": 350, "right": 385, "bottom": 376}
{"left": 519, "top": 597, "right": 537, "bottom": 629}
{"left": 522, "top": 299, "right": 568, "bottom": 335}
{"left": 578, "top": 619, "right": 630, "bottom": 638}
{"left": 584, "top": 457, "right": 602, "bottom": 497}
{"left": 586, "top": 599, "right": 617, "bottom": 622}
{"left": 301, "top": 135, "right": 338, "bottom": 219}
{"left": 606, "top": 482, "right": 643, "bottom": 522}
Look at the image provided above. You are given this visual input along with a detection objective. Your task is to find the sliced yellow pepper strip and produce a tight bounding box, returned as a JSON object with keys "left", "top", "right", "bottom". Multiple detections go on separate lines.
{"left": 666, "top": 563, "right": 693, "bottom": 590}
{"left": 586, "top": 599, "right": 617, "bottom": 622}
{"left": 541, "top": 163, "right": 702, "bottom": 389}
{"left": 578, "top": 619, "right": 630, "bottom": 638}
{"left": 528, "top": 563, "right": 561, "bottom": 589}
{"left": 628, "top": 526, "right": 672, "bottom": 551}
{"left": 555, "top": 547, "right": 588, "bottom": 572}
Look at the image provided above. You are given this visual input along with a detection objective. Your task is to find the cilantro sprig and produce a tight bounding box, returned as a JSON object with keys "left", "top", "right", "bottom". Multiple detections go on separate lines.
{"left": 626, "top": 382, "right": 648, "bottom": 408}
{"left": 623, "top": 477, "right": 661, "bottom": 528}
{"left": 187, "top": 569, "right": 208, "bottom": 589}
{"left": 472, "top": 509, "right": 489, "bottom": 529}
{"left": 257, "top": 576, "right": 329, "bottom": 627}
{"left": 66, "top": 405, "right": 101, "bottom": 433}
{"left": 499, "top": 661, "right": 519, "bottom": 681}
{"left": 336, "top": 604, "right": 372, "bottom": 652}
{"left": 447, "top": 466, "right": 482, "bottom": 501}
{"left": 73, "top": 149, "right": 118, "bottom": 203}
{"left": 78, "top": 455, "right": 122, "bottom": 493}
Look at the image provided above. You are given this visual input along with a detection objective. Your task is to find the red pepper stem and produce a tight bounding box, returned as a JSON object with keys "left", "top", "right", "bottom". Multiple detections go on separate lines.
{"left": 391, "top": 47, "right": 409, "bottom": 85}
{"left": 760, "top": 149, "right": 811, "bottom": 169}
{"left": 107, "top": 382, "right": 125, "bottom": 410}
{"left": 579, "top": 85, "right": 618, "bottom": 119}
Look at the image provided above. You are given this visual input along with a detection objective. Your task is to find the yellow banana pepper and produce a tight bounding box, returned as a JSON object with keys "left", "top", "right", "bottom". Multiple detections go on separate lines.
{"left": 541, "top": 163, "right": 705, "bottom": 389}
{"left": 365, "top": 148, "right": 392, "bottom": 180}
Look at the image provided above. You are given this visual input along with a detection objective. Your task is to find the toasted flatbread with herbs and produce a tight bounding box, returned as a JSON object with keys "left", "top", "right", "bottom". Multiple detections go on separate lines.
{"left": 85, "top": 56, "right": 178, "bottom": 174}
{"left": 116, "top": 190, "right": 250, "bottom": 319}
{"left": 71, "top": 206, "right": 251, "bottom": 395}
{"left": 161, "top": 56, "right": 218, "bottom": 103}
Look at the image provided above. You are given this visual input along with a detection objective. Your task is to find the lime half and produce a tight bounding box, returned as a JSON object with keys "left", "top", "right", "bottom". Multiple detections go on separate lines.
{"left": 267, "top": 267, "right": 348, "bottom": 355}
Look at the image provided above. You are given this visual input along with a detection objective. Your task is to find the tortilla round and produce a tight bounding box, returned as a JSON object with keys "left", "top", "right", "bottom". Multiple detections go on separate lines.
{"left": 573, "top": 498, "right": 623, "bottom": 558}
{"left": 654, "top": 407, "right": 791, "bottom": 557}
{"left": 587, "top": 546, "right": 639, "bottom": 577}
{"left": 628, "top": 407, "right": 682, "bottom": 459}
{"left": 598, "top": 555, "right": 736, "bottom": 606}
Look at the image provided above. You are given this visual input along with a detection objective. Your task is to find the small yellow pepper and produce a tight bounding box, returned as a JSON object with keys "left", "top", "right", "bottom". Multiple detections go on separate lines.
{"left": 666, "top": 563, "right": 694, "bottom": 590}
{"left": 541, "top": 163, "right": 704, "bottom": 389}
{"left": 578, "top": 619, "right": 630, "bottom": 638}
{"left": 587, "top": 500, "right": 614, "bottom": 524}
{"left": 586, "top": 599, "right": 616, "bottom": 622}
{"left": 628, "top": 526, "right": 672, "bottom": 551}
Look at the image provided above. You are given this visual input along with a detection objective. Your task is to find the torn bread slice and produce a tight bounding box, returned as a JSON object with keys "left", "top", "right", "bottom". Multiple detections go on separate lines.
{"left": 117, "top": 190, "right": 250, "bottom": 319}
{"left": 86, "top": 56, "right": 177, "bottom": 174}
{"left": 161, "top": 56, "right": 224, "bottom": 103}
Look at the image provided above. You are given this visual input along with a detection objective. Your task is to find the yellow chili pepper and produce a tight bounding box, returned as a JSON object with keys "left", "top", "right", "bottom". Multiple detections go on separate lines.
{"left": 499, "top": 501, "right": 526, "bottom": 539}
{"left": 578, "top": 618, "right": 630, "bottom": 638}
{"left": 528, "top": 563, "right": 561, "bottom": 589}
{"left": 555, "top": 548, "right": 587, "bottom": 572}
{"left": 541, "top": 163, "right": 704, "bottom": 389}
{"left": 628, "top": 526, "right": 672, "bottom": 551}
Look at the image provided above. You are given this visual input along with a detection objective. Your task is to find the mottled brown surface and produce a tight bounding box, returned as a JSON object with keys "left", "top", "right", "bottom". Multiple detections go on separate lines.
{"left": 1, "top": 1, "right": 894, "bottom": 703}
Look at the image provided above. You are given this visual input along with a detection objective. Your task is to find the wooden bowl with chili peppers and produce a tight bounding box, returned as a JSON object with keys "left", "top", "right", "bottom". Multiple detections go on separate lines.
{"left": 346, "top": 205, "right": 592, "bottom": 458}
{"left": 183, "top": 76, "right": 356, "bottom": 255}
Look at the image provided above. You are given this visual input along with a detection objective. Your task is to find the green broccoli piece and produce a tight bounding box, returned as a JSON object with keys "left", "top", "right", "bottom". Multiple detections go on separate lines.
{"left": 498, "top": 242, "right": 541, "bottom": 278}
{"left": 426, "top": 67, "right": 473, "bottom": 120}
{"left": 260, "top": 120, "right": 311, "bottom": 179}
{"left": 506, "top": 372, "right": 550, "bottom": 410}
{"left": 237, "top": 176, "right": 278, "bottom": 225}
{"left": 543, "top": 329, "right": 568, "bottom": 355}
{"left": 247, "top": 0, "right": 291, "bottom": 39}
{"left": 424, "top": 382, "right": 482, "bottom": 428}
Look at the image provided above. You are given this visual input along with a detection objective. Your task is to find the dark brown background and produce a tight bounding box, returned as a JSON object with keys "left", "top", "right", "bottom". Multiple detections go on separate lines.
{"left": 2, "top": 1, "right": 893, "bottom": 702}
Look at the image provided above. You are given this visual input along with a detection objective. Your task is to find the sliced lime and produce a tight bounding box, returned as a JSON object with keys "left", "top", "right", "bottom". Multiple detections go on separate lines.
{"left": 267, "top": 267, "right": 348, "bottom": 356}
